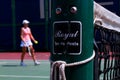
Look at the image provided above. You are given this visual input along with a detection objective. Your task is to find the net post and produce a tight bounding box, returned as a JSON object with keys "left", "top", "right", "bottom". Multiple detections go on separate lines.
{"left": 50, "top": 0, "right": 94, "bottom": 80}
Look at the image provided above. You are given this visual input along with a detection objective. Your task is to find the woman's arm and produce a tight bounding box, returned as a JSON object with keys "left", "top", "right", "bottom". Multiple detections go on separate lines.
{"left": 20, "top": 28, "right": 25, "bottom": 42}
{"left": 29, "top": 29, "right": 36, "bottom": 42}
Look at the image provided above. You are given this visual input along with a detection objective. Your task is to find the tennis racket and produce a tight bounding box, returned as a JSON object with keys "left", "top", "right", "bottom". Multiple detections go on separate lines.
{"left": 25, "top": 40, "right": 38, "bottom": 56}
{"left": 27, "top": 46, "right": 32, "bottom": 56}
{"left": 25, "top": 42, "right": 32, "bottom": 56}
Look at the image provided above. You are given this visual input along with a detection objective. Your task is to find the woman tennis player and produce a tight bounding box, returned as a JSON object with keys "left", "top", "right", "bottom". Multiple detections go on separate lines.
{"left": 20, "top": 20, "right": 40, "bottom": 66}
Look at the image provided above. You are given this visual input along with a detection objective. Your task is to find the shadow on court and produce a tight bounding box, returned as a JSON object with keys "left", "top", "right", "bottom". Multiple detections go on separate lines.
{"left": 2, "top": 65, "right": 19, "bottom": 67}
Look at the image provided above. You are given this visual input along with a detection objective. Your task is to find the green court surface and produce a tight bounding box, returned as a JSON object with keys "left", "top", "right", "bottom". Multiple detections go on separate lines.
{"left": 0, "top": 60, "right": 50, "bottom": 80}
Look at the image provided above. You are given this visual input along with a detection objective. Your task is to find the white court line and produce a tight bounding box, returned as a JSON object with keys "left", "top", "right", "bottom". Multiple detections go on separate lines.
{"left": 0, "top": 75, "right": 49, "bottom": 79}
{"left": 0, "top": 60, "right": 50, "bottom": 64}
{"left": 0, "top": 62, "right": 7, "bottom": 64}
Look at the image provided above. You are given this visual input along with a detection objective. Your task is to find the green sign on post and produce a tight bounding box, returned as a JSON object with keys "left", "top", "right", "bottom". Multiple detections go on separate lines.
{"left": 51, "top": 0, "right": 93, "bottom": 80}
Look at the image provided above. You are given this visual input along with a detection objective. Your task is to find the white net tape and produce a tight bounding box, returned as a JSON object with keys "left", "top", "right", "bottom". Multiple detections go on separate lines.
{"left": 94, "top": 2, "right": 120, "bottom": 32}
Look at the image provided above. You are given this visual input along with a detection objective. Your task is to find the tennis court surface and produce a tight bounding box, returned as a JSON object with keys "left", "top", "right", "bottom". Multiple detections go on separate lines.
{"left": 0, "top": 52, "right": 50, "bottom": 80}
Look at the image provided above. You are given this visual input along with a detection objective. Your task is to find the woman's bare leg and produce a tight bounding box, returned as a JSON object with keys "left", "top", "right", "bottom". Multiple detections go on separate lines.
{"left": 29, "top": 45, "right": 40, "bottom": 65}
{"left": 21, "top": 47, "right": 27, "bottom": 62}
{"left": 29, "top": 45, "right": 36, "bottom": 62}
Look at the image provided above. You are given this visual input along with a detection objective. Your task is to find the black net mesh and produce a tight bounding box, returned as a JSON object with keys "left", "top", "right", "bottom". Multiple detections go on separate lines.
{"left": 94, "top": 24, "right": 120, "bottom": 80}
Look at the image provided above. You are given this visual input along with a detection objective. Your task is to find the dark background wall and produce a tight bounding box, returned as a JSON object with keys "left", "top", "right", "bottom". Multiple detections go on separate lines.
{"left": 0, "top": 0, "right": 50, "bottom": 51}
{"left": 95, "top": 0, "right": 120, "bottom": 16}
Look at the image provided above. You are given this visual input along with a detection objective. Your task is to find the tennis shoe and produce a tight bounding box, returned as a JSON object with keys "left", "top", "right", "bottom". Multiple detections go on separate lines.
{"left": 20, "top": 62, "right": 26, "bottom": 66}
{"left": 34, "top": 61, "right": 40, "bottom": 65}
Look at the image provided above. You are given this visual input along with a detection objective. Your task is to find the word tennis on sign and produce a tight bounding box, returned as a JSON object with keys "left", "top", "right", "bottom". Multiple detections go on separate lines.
{"left": 53, "top": 21, "right": 82, "bottom": 55}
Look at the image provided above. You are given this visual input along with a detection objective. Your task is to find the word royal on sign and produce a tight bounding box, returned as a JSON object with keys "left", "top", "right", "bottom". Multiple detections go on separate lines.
{"left": 55, "top": 30, "right": 79, "bottom": 40}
